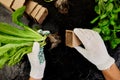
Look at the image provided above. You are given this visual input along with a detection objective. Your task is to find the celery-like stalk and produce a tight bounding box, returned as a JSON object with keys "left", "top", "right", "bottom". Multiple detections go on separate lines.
{"left": 0, "top": 6, "right": 48, "bottom": 68}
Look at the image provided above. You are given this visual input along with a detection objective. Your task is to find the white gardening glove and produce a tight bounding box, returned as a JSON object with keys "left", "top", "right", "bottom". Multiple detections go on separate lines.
{"left": 27, "top": 42, "right": 46, "bottom": 79}
{"left": 73, "top": 28, "right": 115, "bottom": 70}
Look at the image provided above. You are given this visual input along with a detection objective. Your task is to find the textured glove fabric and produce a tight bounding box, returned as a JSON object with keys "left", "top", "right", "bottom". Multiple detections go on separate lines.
{"left": 27, "top": 42, "right": 46, "bottom": 79}
{"left": 73, "top": 28, "right": 115, "bottom": 70}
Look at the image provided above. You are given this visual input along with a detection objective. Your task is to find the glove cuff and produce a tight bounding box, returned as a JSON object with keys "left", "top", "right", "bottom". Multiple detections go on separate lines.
{"left": 30, "top": 70, "right": 43, "bottom": 79}
{"left": 97, "top": 57, "right": 115, "bottom": 70}
{"left": 30, "top": 61, "right": 45, "bottom": 79}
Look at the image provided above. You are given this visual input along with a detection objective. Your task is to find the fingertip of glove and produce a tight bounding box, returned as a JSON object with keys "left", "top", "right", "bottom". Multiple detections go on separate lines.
{"left": 73, "top": 28, "right": 79, "bottom": 33}
{"left": 73, "top": 28, "right": 83, "bottom": 34}
{"left": 34, "top": 42, "right": 39, "bottom": 45}
{"left": 32, "top": 42, "right": 40, "bottom": 52}
{"left": 33, "top": 42, "right": 40, "bottom": 47}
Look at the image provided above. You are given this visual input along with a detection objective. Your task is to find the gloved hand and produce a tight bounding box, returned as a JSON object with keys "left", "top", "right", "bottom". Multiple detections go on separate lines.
{"left": 27, "top": 42, "right": 46, "bottom": 79}
{"left": 73, "top": 28, "right": 115, "bottom": 70}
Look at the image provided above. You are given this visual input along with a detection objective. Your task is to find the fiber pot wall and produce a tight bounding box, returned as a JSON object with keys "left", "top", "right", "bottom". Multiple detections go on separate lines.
{"left": 0, "top": 0, "right": 119, "bottom": 80}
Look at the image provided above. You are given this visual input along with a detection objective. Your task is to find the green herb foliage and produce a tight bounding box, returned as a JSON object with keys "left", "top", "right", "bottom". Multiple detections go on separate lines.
{"left": 91, "top": 0, "right": 120, "bottom": 49}
{"left": 0, "top": 6, "right": 47, "bottom": 68}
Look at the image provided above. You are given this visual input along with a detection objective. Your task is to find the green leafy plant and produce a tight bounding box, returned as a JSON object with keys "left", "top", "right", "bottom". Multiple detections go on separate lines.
{"left": 91, "top": 0, "right": 120, "bottom": 49}
{"left": 44, "top": 0, "right": 54, "bottom": 2}
{"left": 0, "top": 6, "right": 47, "bottom": 68}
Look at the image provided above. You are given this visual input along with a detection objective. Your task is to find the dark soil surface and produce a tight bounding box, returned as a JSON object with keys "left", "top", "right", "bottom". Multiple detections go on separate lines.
{"left": 0, "top": 0, "right": 117, "bottom": 80}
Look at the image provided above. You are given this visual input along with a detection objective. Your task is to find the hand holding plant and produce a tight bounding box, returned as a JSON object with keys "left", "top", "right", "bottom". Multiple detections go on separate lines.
{"left": 0, "top": 6, "right": 48, "bottom": 68}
